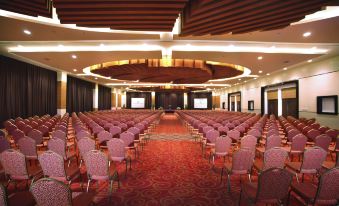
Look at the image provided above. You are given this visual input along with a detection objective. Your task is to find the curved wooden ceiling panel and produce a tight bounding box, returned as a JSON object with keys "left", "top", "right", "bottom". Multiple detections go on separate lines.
{"left": 53, "top": 0, "right": 189, "bottom": 32}
{"left": 180, "top": 0, "right": 339, "bottom": 36}
{"left": 0, "top": 0, "right": 52, "bottom": 18}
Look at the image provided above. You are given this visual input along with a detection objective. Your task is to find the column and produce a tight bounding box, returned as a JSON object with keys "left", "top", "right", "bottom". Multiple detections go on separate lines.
{"left": 184, "top": 92, "right": 188, "bottom": 109}
{"left": 111, "top": 89, "right": 116, "bottom": 110}
{"left": 234, "top": 95, "right": 237, "bottom": 112}
{"left": 57, "top": 72, "right": 67, "bottom": 116}
{"left": 151, "top": 91, "right": 155, "bottom": 110}
{"left": 93, "top": 83, "right": 98, "bottom": 111}
{"left": 121, "top": 91, "right": 126, "bottom": 108}
{"left": 278, "top": 88, "right": 282, "bottom": 116}
{"left": 264, "top": 91, "right": 268, "bottom": 114}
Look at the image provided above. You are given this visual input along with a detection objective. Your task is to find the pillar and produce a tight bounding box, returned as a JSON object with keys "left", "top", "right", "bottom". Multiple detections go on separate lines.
{"left": 264, "top": 91, "right": 268, "bottom": 114}
{"left": 151, "top": 92, "right": 155, "bottom": 110}
{"left": 57, "top": 72, "right": 67, "bottom": 116}
{"left": 234, "top": 95, "right": 237, "bottom": 112}
{"left": 93, "top": 83, "right": 98, "bottom": 111}
{"left": 278, "top": 88, "right": 282, "bottom": 116}
{"left": 184, "top": 92, "right": 188, "bottom": 109}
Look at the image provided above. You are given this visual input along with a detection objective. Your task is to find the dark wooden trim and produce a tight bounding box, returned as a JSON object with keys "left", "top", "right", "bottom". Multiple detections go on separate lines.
{"left": 228, "top": 91, "right": 241, "bottom": 112}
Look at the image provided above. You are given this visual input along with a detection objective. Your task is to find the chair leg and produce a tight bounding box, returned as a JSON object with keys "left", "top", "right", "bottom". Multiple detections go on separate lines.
{"left": 227, "top": 174, "right": 231, "bottom": 193}
{"left": 295, "top": 173, "right": 299, "bottom": 183}
{"left": 220, "top": 167, "right": 224, "bottom": 183}
{"left": 248, "top": 173, "right": 252, "bottom": 182}
{"left": 238, "top": 188, "right": 242, "bottom": 206}
{"left": 86, "top": 179, "right": 91, "bottom": 192}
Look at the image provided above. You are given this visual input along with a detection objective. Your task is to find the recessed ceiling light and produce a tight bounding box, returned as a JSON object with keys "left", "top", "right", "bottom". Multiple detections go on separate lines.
{"left": 259, "top": 70, "right": 263, "bottom": 73}
{"left": 123, "top": 82, "right": 126, "bottom": 84}
{"left": 266, "top": 73, "right": 270, "bottom": 76}
{"left": 254, "top": 78, "right": 257, "bottom": 80}
{"left": 238, "top": 79, "right": 241, "bottom": 81}
{"left": 308, "top": 59, "right": 313, "bottom": 63}
{"left": 303, "top": 32, "right": 311, "bottom": 37}
{"left": 100, "top": 43, "right": 105, "bottom": 47}
{"left": 71, "top": 55, "right": 77, "bottom": 59}
{"left": 73, "top": 69, "right": 77, "bottom": 72}
{"left": 95, "top": 77, "right": 98, "bottom": 80}
{"left": 23, "top": 30, "right": 31, "bottom": 35}
{"left": 58, "top": 44, "right": 64, "bottom": 47}
{"left": 257, "top": 56, "right": 263, "bottom": 60}
{"left": 283, "top": 67, "right": 287, "bottom": 70}
{"left": 244, "top": 81, "right": 247, "bottom": 83}
{"left": 17, "top": 45, "right": 23, "bottom": 47}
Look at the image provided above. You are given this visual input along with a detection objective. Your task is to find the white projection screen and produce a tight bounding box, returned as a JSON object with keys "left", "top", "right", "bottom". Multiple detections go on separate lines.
{"left": 194, "top": 98, "right": 208, "bottom": 109}
{"left": 131, "top": 98, "right": 145, "bottom": 108}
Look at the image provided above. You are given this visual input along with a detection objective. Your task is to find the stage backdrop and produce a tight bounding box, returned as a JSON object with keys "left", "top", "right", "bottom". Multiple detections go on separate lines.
{"left": 98, "top": 85, "right": 112, "bottom": 110}
{"left": 66, "top": 76, "right": 94, "bottom": 113}
{"left": 126, "top": 92, "right": 152, "bottom": 109}
{"left": 155, "top": 92, "right": 184, "bottom": 110}
{"left": 187, "top": 92, "right": 212, "bottom": 110}
{"left": 0, "top": 55, "right": 57, "bottom": 127}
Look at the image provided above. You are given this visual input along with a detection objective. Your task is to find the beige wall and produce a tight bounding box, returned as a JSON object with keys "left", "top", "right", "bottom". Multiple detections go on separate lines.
{"left": 216, "top": 55, "right": 339, "bottom": 129}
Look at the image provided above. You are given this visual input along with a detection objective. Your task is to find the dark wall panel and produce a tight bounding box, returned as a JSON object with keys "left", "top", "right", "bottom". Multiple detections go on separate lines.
{"left": 187, "top": 92, "right": 212, "bottom": 110}
{"left": 0, "top": 55, "right": 57, "bottom": 127}
{"left": 126, "top": 92, "right": 152, "bottom": 109}
{"left": 98, "top": 85, "right": 111, "bottom": 110}
{"left": 66, "top": 76, "right": 94, "bottom": 113}
{"left": 155, "top": 92, "right": 184, "bottom": 109}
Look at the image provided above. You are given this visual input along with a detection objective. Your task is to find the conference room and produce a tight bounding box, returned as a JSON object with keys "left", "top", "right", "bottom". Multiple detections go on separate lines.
{"left": 0, "top": 1, "right": 338, "bottom": 205}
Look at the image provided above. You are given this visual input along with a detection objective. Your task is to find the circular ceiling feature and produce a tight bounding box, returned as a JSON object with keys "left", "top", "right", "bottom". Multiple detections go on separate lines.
{"left": 87, "top": 59, "right": 246, "bottom": 84}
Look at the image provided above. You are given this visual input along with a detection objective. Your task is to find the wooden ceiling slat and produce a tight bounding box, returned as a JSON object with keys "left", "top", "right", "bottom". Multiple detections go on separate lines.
{"left": 56, "top": 9, "right": 181, "bottom": 15}
{"left": 1, "top": 2, "right": 51, "bottom": 15}
{"left": 0, "top": 0, "right": 52, "bottom": 17}
{"left": 183, "top": 0, "right": 303, "bottom": 33}
{"left": 59, "top": 15, "right": 177, "bottom": 21}
{"left": 192, "top": 2, "right": 323, "bottom": 35}
{"left": 181, "top": 0, "right": 336, "bottom": 36}
{"left": 53, "top": 2, "right": 186, "bottom": 9}
{"left": 60, "top": 20, "right": 175, "bottom": 25}
{"left": 53, "top": 0, "right": 189, "bottom": 2}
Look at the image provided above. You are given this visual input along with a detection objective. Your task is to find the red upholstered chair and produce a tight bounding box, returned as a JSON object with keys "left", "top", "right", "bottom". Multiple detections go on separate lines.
{"left": 120, "top": 131, "right": 138, "bottom": 158}
{"left": 75, "top": 130, "right": 91, "bottom": 141}
{"left": 97, "top": 130, "right": 113, "bottom": 149}
{"left": 51, "top": 130, "right": 74, "bottom": 151}
{"left": 289, "top": 167, "right": 339, "bottom": 206}
{"left": 11, "top": 129, "right": 25, "bottom": 144}
{"left": 84, "top": 150, "right": 119, "bottom": 196}
{"left": 30, "top": 178, "right": 94, "bottom": 206}
{"left": 254, "top": 147, "right": 288, "bottom": 173}
{"left": 77, "top": 137, "right": 95, "bottom": 168}
{"left": 239, "top": 168, "right": 292, "bottom": 206}
{"left": 329, "top": 137, "right": 339, "bottom": 160}
{"left": 217, "top": 125, "right": 229, "bottom": 136}
{"left": 286, "top": 146, "right": 327, "bottom": 183}
{"left": 0, "top": 149, "right": 42, "bottom": 188}
{"left": 107, "top": 138, "right": 131, "bottom": 176}
{"left": 227, "top": 130, "right": 241, "bottom": 143}
{"left": 247, "top": 128, "right": 262, "bottom": 140}
{"left": 221, "top": 148, "right": 254, "bottom": 192}
{"left": 48, "top": 138, "right": 77, "bottom": 167}
{"left": 109, "top": 126, "right": 122, "bottom": 138}
{"left": 39, "top": 151, "right": 82, "bottom": 186}
{"left": 202, "top": 129, "right": 219, "bottom": 156}
{"left": 28, "top": 129, "right": 44, "bottom": 147}
{"left": 18, "top": 137, "right": 43, "bottom": 161}
{"left": 283, "top": 134, "right": 307, "bottom": 161}
{"left": 209, "top": 135, "right": 232, "bottom": 166}
{"left": 306, "top": 129, "right": 321, "bottom": 142}
{"left": 240, "top": 135, "right": 257, "bottom": 152}
{"left": 314, "top": 134, "right": 331, "bottom": 151}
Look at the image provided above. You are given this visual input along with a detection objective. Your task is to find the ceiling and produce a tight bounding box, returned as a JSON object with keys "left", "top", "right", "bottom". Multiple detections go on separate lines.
{"left": 0, "top": 3, "right": 339, "bottom": 91}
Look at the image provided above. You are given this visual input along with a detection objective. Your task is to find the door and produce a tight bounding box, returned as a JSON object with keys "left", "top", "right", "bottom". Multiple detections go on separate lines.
{"left": 282, "top": 98, "right": 297, "bottom": 118}
{"left": 268, "top": 99, "right": 278, "bottom": 117}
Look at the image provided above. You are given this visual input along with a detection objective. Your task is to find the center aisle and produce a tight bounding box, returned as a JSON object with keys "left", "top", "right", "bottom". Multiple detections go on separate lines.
{"left": 96, "top": 113, "right": 236, "bottom": 206}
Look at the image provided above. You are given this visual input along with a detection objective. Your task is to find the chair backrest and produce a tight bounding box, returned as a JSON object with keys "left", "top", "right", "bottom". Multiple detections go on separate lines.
{"left": 76, "top": 130, "right": 91, "bottom": 140}
{"left": 287, "top": 129, "right": 300, "bottom": 142}
{"left": 247, "top": 129, "right": 261, "bottom": 139}
{"left": 107, "top": 138, "right": 126, "bottom": 161}
{"left": 290, "top": 134, "right": 307, "bottom": 152}
{"left": 28, "top": 129, "right": 43, "bottom": 145}
{"left": 84, "top": 150, "right": 109, "bottom": 178}
{"left": 231, "top": 148, "right": 254, "bottom": 172}
{"left": 51, "top": 130, "right": 67, "bottom": 142}
{"left": 48, "top": 138, "right": 66, "bottom": 159}
{"left": 314, "top": 134, "right": 331, "bottom": 151}
{"left": 206, "top": 130, "right": 219, "bottom": 144}
{"left": 227, "top": 130, "right": 240, "bottom": 141}
{"left": 97, "top": 130, "right": 112, "bottom": 144}
{"left": 256, "top": 168, "right": 292, "bottom": 202}
{"left": 262, "top": 147, "right": 288, "bottom": 171}
{"left": 120, "top": 131, "right": 135, "bottom": 147}
{"left": 18, "top": 137, "right": 37, "bottom": 157}
{"left": 307, "top": 129, "right": 321, "bottom": 141}
{"left": 301, "top": 146, "right": 327, "bottom": 173}
{"left": 315, "top": 167, "right": 339, "bottom": 204}
{"left": 39, "top": 151, "right": 66, "bottom": 180}
{"left": 265, "top": 135, "right": 281, "bottom": 150}
{"left": 30, "top": 178, "right": 72, "bottom": 206}
{"left": 0, "top": 136, "right": 10, "bottom": 154}
{"left": 78, "top": 137, "right": 95, "bottom": 159}
{"left": 202, "top": 126, "right": 214, "bottom": 136}
{"left": 109, "top": 126, "right": 122, "bottom": 136}
{"left": 12, "top": 129, "right": 25, "bottom": 143}
{"left": 240, "top": 135, "right": 257, "bottom": 152}
{"left": 215, "top": 136, "right": 232, "bottom": 154}
{"left": 0, "top": 149, "right": 28, "bottom": 179}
